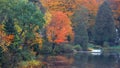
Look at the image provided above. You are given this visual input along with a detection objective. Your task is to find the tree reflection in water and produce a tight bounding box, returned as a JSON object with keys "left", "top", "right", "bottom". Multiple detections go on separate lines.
{"left": 73, "top": 53, "right": 120, "bottom": 68}
{"left": 46, "top": 55, "right": 74, "bottom": 68}
{"left": 44, "top": 53, "right": 120, "bottom": 68}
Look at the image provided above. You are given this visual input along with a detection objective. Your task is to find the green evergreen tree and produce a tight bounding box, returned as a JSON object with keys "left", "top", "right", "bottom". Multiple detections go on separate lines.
{"left": 94, "top": 1, "right": 117, "bottom": 46}
{"left": 72, "top": 6, "right": 89, "bottom": 51}
{"left": 4, "top": 17, "right": 16, "bottom": 35}
{"left": 29, "top": 0, "right": 46, "bottom": 14}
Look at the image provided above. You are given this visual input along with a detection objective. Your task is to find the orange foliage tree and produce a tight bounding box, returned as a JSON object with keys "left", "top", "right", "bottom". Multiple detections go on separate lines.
{"left": 40, "top": 0, "right": 102, "bottom": 16}
{"left": 40, "top": 0, "right": 76, "bottom": 16}
{"left": 46, "top": 11, "right": 74, "bottom": 44}
{"left": 79, "top": 0, "right": 98, "bottom": 15}
{"left": 108, "top": 0, "right": 120, "bottom": 24}
{"left": 41, "top": 0, "right": 103, "bottom": 27}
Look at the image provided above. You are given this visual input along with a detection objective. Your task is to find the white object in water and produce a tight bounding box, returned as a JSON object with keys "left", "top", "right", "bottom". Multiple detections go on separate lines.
{"left": 91, "top": 49, "right": 102, "bottom": 55}
{"left": 91, "top": 49, "right": 101, "bottom": 53}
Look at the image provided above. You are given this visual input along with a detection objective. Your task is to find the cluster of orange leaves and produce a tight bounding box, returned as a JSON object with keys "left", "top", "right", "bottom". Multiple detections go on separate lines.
{"left": 40, "top": 0, "right": 102, "bottom": 16}
{"left": 2, "top": 35, "right": 14, "bottom": 45}
{"left": 0, "top": 25, "right": 14, "bottom": 45}
{"left": 0, "top": 25, "right": 14, "bottom": 51}
{"left": 46, "top": 11, "right": 74, "bottom": 44}
{"left": 41, "top": 0, "right": 77, "bottom": 16}
{"left": 109, "top": 0, "right": 120, "bottom": 25}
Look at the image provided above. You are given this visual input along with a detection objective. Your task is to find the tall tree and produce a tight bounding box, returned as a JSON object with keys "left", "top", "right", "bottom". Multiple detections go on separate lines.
{"left": 94, "top": 1, "right": 117, "bottom": 46}
{"left": 46, "top": 11, "right": 74, "bottom": 49}
{"left": 72, "top": 6, "right": 89, "bottom": 51}
{"left": 0, "top": 0, "right": 45, "bottom": 48}
{"left": 14, "top": 0, "right": 45, "bottom": 46}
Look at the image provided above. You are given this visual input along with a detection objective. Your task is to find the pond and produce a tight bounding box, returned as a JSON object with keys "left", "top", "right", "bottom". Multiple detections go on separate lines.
{"left": 44, "top": 52, "right": 120, "bottom": 68}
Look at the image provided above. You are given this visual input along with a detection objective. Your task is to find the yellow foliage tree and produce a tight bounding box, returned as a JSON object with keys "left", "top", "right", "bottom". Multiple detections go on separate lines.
{"left": 34, "top": 32, "right": 43, "bottom": 49}
{"left": 44, "top": 10, "right": 52, "bottom": 26}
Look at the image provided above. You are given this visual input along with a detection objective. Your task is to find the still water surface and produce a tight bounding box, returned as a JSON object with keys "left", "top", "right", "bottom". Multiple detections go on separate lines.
{"left": 45, "top": 52, "right": 120, "bottom": 68}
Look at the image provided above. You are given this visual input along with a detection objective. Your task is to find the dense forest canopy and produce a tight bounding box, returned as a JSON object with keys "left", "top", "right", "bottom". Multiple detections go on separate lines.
{"left": 0, "top": 0, "right": 120, "bottom": 68}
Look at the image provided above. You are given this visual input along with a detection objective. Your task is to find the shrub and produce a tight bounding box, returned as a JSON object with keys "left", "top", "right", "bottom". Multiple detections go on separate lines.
{"left": 39, "top": 45, "right": 52, "bottom": 54}
{"left": 61, "top": 44, "right": 73, "bottom": 53}
{"left": 18, "top": 60, "right": 43, "bottom": 68}
{"left": 73, "top": 45, "right": 82, "bottom": 51}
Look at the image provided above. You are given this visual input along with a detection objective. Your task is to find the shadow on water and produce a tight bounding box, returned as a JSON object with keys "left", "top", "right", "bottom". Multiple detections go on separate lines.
{"left": 73, "top": 52, "right": 120, "bottom": 68}
{"left": 43, "top": 52, "right": 120, "bottom": 68}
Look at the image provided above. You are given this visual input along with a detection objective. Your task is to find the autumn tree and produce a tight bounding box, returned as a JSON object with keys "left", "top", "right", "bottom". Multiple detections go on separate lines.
{"left": 0, "top": 0, "right": 45, "bottom": 67}
{"left": 13, "top": 0, "right": 45, "bottom": 47}
{"left": 41, "top": 0, "right": 102, "bottom": 16}
{"left": 0, "top": 0, "right": 17, "bottom": 49}
{"left": 46, "top": 11, "right": 74, "bottom": 49}
{"left": 0, "top": 0, "right": 45, "bottom": 47}
{"left": 94, "top": 1, "right": 117, "bottom": 46}
{"left": 41, "top": 0, "right": 76, "bottom": 16}
{"left": 72, "top": 6, "right": 89, "bottom": 51}
{"left": 109, "top": 0, "right": 120, "bottom": 39}
{"left": 109, "top": 0, "right": 120, "bottom": 18}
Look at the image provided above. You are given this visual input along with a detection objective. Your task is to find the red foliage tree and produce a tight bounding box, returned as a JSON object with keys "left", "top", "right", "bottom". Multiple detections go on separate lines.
{"left": 46, "top": 11, "right": 74, "bottom": 44}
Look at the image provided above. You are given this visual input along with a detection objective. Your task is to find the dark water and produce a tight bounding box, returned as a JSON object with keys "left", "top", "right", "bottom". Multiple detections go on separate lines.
{"left": 72, "top": 53, "right": 120, "bottom": 68}
{"left": 46, "top": 52, "right": 120, "bottom": 68}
